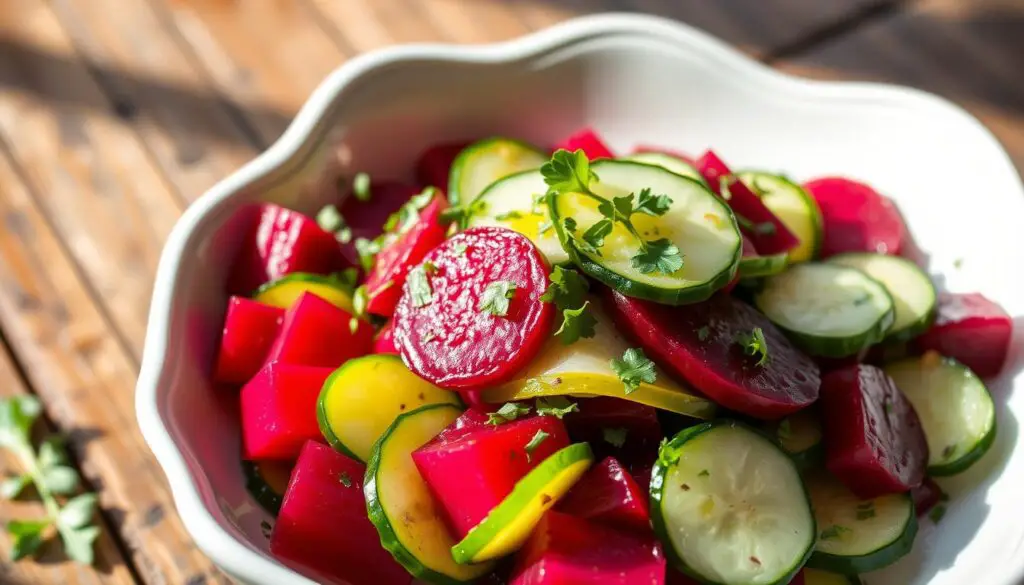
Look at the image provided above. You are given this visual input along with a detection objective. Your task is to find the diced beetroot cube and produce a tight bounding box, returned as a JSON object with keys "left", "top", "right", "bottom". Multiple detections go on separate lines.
{"left": 416, "top": 141, "right": 471, "bottom": 193}
{"left": 214, "top": 297, "right": 284, "bottom": 385}
{"left": 912, "top": 477, "right": 945, "bottom": 516}
{"left": 510, "top": 511, "right": 665, "bottom": 585}
{"left": 820, "top": 364, "right": 929, "bottom": 498}
{"left": 426, "top": 408, "right": 491, "bottom": 445}
{"left": 240, "top": 362, "right": 332, "bottom": 460}
{"left": 913, "top": 292, "right": 1012, "bottom": 379}
{"left": 803, "top": 176, "right": 906, "bottom": 257}
{"left": 558, "top": 457, "right": 650, "bottom": 533}
{"left": 338, "top": 181, "right": 421, "bottom": 267}
{"left": 372, "top": 320, "right": 398, "bottom": 355}
{"left": 264, "top": 293, "right": 372, "bottom": 368}
{"left": 553, "top": 128, "right": 614, "bottom": 160}
{"left": 695, "top": 150, "right": 800, "bottom": 256}
{"left": 564, "top": 398, "right": 661, "bottom": 467}
{"left": 412, "top": 415, "right": 570, "bottom": 539}
{"left": 270, "top": 442, "right": 410, "bottom": 585}
{"left": 631, "top": 145, "right": 697, "bottom": 166}
{"left": 228, "top": 204, "right": 348, "bottom": 294}
{"left": 365, "top": 191, "right": 449, "bottom": 317}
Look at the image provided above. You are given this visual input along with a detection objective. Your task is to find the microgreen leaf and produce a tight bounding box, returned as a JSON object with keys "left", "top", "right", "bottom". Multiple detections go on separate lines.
{"left": 487, "top": 402, "right": 531, "bottom": 426}
{"left": 60, "top": 525, "right": 100, "bottom": 565}
{"left": 478, "top": 281, "right": 517, "bottom": 317}
{"left": 58, "top": 493, "right": 97, "bottom": 529}
{"left": 539, "top": 266, "right": 589, "bottom": 309}
{"left": 555, "top": 302, "right": 597, "bottom": 345}
{"left": 611, "top": 194, "right": 634, "bottom": 219}
{"left": 329, "top": 268, "right": 360, "bottom": 292}
{"left": 562, "top": 218, "right": 600, "bottom": 256}
{"left": 631, "top": 238, "right": 683, "bottom": 275}
{"left": 407, "top": 262, "right": 436, "bottom": 308}
{"left": 735, "top": 327, "right": 770, "bottom": 367}
{"left": 42, "top": 466, "right": 79, "bottom": 496}
{"left": 581, "top": 219, "right": 614, "bottom": 250}
{"left": 534, "top": 397, "right": 578, "bottom": 419}
{"left": 602, "top": 427, "right": 628, "bottom": 448}
{"left": 316, "top": 204, "right": 344, "bottom": 233}
{"left": 634, "top": 188, "right": 673, "bottom": 216}
{"left": 1, "top": 475, "right": 31, "bottom": 499}
{"left": 609, "top": 348, "right": 657, "bottom": 394}
{"left": 0, "top": 396, "right": 41, "bottom": 449}
{"left": 353, "top": 172, "right": 371, "bottom": 202}
{"left": 354, "top": 237, "right": 382, "bottom": 273}
{"left": 524, "top": 430, "right": 550, "bottom": 462}
{"left": 9, "top": 530, "right": 45, "bottom": 561}
{"left": 541, "top": 149, "right": 597, "bottom": 194}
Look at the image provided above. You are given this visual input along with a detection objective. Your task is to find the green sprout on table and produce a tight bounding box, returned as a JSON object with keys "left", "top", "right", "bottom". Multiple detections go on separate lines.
{"left": 0, "top": 395, "right": 99, "bottom": 565}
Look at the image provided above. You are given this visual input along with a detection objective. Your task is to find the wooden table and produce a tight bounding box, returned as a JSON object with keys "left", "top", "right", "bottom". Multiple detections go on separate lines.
{"left": 0, "top": 0, "right": 1019, "bottom": 583}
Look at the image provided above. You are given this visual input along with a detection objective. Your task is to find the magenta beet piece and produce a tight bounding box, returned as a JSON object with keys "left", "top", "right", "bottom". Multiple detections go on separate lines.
{"left": 820, "top": 364, "right": 929, "bottom": 498}
{"left": 511, "top": 511, "right": 665, "bottom": 585}
{"left": 270, "top": 441, "right": 411, "bottom": 585}
{"left": 228, "top": 204, "right": 348, "bottom": 294}
{"left": 564, "top": 397, "right": 661, "bottom": 466}
{"left": 338, "top": 181, "right": 421, "bottom": 267}
{"left": 416, "top": 141, "right": 471, "bottom": 192}
{"left": 803, "top": 177, "right": 906, "bottom": 257}
{"left": 412, "top": 414, "right": 570, "bottom": 539}
{"left": 214, "top": 296, "right": 284, "bottom": 385}
{"left": 914, "top": 292, "right": 1012, "bottom": 379}
{"left": 372, "top": 320, "right": 398, "bottom": 355}
{"left": 553, "top": 128, "right": 614, "bottom": 160}
{"left": 696, "top": 150, "right": 800, "bottom": 255}
{"left": 426, "top": 408, "right": 491, "bottom": 445}
{"left": 240, "top": 362, "right": 332, "bottom": 460}
{"left": 264, "top": 292, "right": 372, "bottom": 368}
{"left": 558, "top": 457, "right": 650, "bottom": 534}
{"left": 605, "top": 290, "right": 820, "bottom": 419}
{"left": 912, "top": 477, "right": 945, "bottom": 517}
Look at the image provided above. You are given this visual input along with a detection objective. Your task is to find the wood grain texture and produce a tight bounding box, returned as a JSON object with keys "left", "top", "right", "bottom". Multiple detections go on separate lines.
{"left": 776, "top": 0, "right": 1024, "bottom": 171}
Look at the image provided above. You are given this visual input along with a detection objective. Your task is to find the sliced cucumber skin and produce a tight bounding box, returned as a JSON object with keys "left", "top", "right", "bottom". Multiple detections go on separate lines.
{"left": 650, "top": 420, "right": 815, "bottom": 585}
{"left": 547, "top": 188, "right": 741, "bottom": 306}
{"left": 447, "top": 137, "right": 546, "bottom": 205}
{"left": 738, "top": 252, "right": 789, "bottom": 279}
{"left": 806, "top": 502, "right": 917, "bottom": 575}
{"left": 738, "top": 171, "right": 823, "bottom": 263}
{"left": 827, "top": 253, "right": 937, "bottom": 342}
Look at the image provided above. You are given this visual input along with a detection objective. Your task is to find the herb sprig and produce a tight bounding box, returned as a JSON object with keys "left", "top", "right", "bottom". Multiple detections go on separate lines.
{"left": 735, "top": 327, "right": 770, "bottom": 367}
{"left": 540, "top": 266, "right": 595, "bottom": 346}
{"left": 609, "top": 348, "right": 657, "bottom": 394}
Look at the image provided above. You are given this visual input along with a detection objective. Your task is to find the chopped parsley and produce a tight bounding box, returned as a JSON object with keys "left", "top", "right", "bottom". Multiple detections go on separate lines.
{"left": 487, "top": 402, "right": 531, "bottom": 426}
{"left": 478, "top": 280, "right": 517, "bottom": 317}
{"left": 385, "top": 187, "right": 438, "bottom": 233}
{"left": 735, "top": 327, "right": 770, "bottom": 367}
{"left": 631, "top": 238, "right": 684, "bottom": 275}
{"left": 535, "top": 397, "right": 578, "bottom": 419}
{"left": 609, "top": 348, "right": 657, "bottom": 395}
{"left": 602, "top": 427, "right": 628, "bottom": 448}
{"left": 407, "top": 261, "right": 437, "bottom": 307}
{"left": 495, "top": 210, "right": 524, "bottom": 221}
{"left": 353, "top": 172, "right": 371, "bottom": 201}
{"left": 524, "top": 430, "right": 550, "bottom": 462}
{"left": 541, "top": 267, "right": 594, "bottom": 345}
{"left": 819, "top": 525, "right": 851, "bottom": 541}
{"left": 316, "top": 204, "right": 344, "bottom": 233}
{"left": 339, "top": 471, "right": 353, "bottom": 488}
{"left": 354, "top": 237, "right": 382, "bottom": 273}
{"left": 555, "top": 301, "right": 597, "bottom": 345}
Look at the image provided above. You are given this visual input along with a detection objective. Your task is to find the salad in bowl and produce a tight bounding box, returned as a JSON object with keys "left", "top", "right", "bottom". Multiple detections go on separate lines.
{"left": 210, "top": 127, "right": 1011, "bottom": 585}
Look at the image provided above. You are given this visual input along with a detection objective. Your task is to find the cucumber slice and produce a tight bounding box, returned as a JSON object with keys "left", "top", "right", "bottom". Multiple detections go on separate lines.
{"left": 465, "top": 170, "right": 570, "bottom": 265}
{"left": 802, "top": 568, "right": 862, "bottom": 585}
{"left": 550, "top": 160, "right": 742, "bottom": 305}
{"left": 254, "top": 272, "right": 354, "bottom": 313}
{"left": 738, "top": 252, "right": 789, "bottom": 279}
{"left": 447, "top": 137, "right": 547, "bottom": 205}
{"left": 754, "top": 263, "right": 895, "bottom": 357}
{"left": 763, "top": 409, "right": 823, "bottom": 470}
{"left": 651, "top": 420, "right": 815, "bottom": 585}
{"left": 317, "top": 355, "right": 462, "bottom": 462}
{"left": 804, "top": 470, "right": 916, "bottom": 574}
{"left": 365, "top": 403, "right": 493, "bottom": 584}
{"left": 242, "top": 460, "right": 292, "bottom": 515}
{"left": 451, "top": 443, "right": 594, "bottom": 564}
{"left": 884, "top": 355, "right": 997, "bottom": 476}
{"left": 738, "top": 172, "right": 823, "bottom": 263}
{"left": 827, "top": 254, "right": 936, "bottom": 342}
{"left": 620, "top": 152, "right": 707, "bottom": 185}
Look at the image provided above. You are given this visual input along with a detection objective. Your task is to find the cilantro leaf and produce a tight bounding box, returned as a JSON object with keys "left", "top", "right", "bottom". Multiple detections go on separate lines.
{"left": 488, "top": 402, "right": 531, "bottom": 426}
{"left": 524, "top": 430, "right": 550, "bottom": 462}
{"left": 541, "top": 149, "right": 597, "bottom": 194}
{"left": 495, "top": 210, "right": 524, "bottom": 221}
{"left": 602, "top": 427, "right": 628, "bottom": 448}
{"left": 581, "top": 219, "right": 614, "bottom": 250}
{"left": 609, "top": 348, "right": 657, "bottom": 394}
{"left": 555, "top": 301, "right": 597, "bottom": 345}
{"left": 478, "top": 281, "right": 517, "bottom": 317}
{"left": 535, "top": 397, "right": 579, "bottom": 419}
{"left": 354, "top": 237, "right": 382, "bottom": 273}
{"left": 634, "top": 188, "right": 673, "bottom": 216}
{"left": 631, "top": 238, "right": 683, "bottom": 275}
{"left": 353, "top": 172, "right": 371, "bottom": 202}
{"left": 612, "top": 194, "right": 634, "bottom": 219}
{"left": 735, "top": 327, "right": 770, "bottom": 367}
{"left": 338, "top": 471, "right": 353, "bottom": 488}
{"left": 540, "top": 266, "right": 589, "bottom": 309}
{"left": 562, "top": 217, "right": 600, "bottom": 256}
{"left": 316, "top": 204, "right": 344, "bottom": 233}
{"left": 407, "top": 262, "right": 437, "bottom": 308}
{"left": 735, "top": 214, "right": 777, "bottom": 236}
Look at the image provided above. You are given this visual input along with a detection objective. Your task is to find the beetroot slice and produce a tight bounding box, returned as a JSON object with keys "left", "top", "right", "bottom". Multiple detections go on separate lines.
{"left": 394, "top": 227, "right": 554, "bottom": 389}
{"left": 364, "top": 191, "right": 449, "bottom": 317}
{"left": 228, "top": 204, "right": 348, "bottom": 294}
{"left": 558, "top": 457, "right": 650, "bottom": 534}
{"left": 412, "top": 414, "right": 570, "bottom": 539}
{"left": 240, "top": 363, "right": 332, "bottom": 460}
{"left": 564, "top": 397, "right": 661, "bottom": 469}
{"left": 695, "top": 150, "right": 800, "bottom": 255}
{"left": 803, "top": 177, "right": 906, "bottom": 257}
{"left": 511, "top": 511, "right": 665, "bottom": 585}
{"left": 270, "top": 442, "right": 411, "bottom": 585}
{"left": 913, "top": 292, "right": 1012, "bottom": 379}
{"left": 553, "top": 127, "right": 614, "bottom": 160}
{"left": 372, "top": 320, "right": 399, "bottom": 355}
{"left": 604, "top": 290, "right": 820, "bottom": 419}
{"left": 337, "top": 181, "right": 420, "bottom": 267}
{"left": 820, "top": 364, "right": 928, "bottom": 498}
{"left": 264, "top": 293, "right": 373, "bottom": 369}
{"left": 214, "top": 296, "right": 284, "bottom": 385}
{"left": 416, "top": 141, "right": 472, "bottom": 193}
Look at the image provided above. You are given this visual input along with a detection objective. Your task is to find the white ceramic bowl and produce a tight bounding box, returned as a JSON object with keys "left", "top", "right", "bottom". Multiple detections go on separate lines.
{"left": 136, "top": 12, "right": 1024, "bottom": 585}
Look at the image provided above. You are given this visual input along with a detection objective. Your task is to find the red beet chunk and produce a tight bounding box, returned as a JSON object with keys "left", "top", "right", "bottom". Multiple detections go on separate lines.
{"left": 511, "top": 511, "right": 665, "bottom": 585}
{"left": 228, "top": 204, "right": 347, "bottom": 294}
{"left": 214, "top": 297, "right": 284, "bottom": 385}
{"left": 803, "top": 177, "right": 906, "bottom": 257}
{"left": 558, "top": 457, "right": 650, "bottom": 534}
{"left": 912, "top": 477, "right": 945, "bottom": 517}
{"left": 364, "top": 190, "right": 449, "bottom": 317}
{"left": 270, "top": 442, "right": 410, "bottom": 585}
{"left": 631, "top": 145, "right": 697, "bottom": 165}
{"left": 264, "top": 293, "right": 372, "bottom": 368}
{"left": 553, "top": 127, "right": 614, "bottom": 160}
{"left": 820, "top": 364, "right": 929, "bottom": 498}
{"left": 412, "top": 414, "right": 570, "bottom": 539}
{"left": 696, "top": 150, "right": 800, "bottom": 256}
{"left": 394, "top": 227, "right": 554, "bottom": 389}
{"left": 372, "top": 320, "right": 399, "bottom": 355}
{"left": 605, "top": 290, "right": 820, "bottom": 419}
{"left": 913, "top": 292, "right": 1012, "bottom": 378}
{"left": 240, "top": 362, "right": 332, "bottom": 460}
{"left": 426, "top": 408, "right": 491, "bottom": 445}
{"left": 416, "top": 141, "right": 472, "bottom": 193}
{"left": 564, "top": 398, "right": 661, "bottom": 466}
{"left": 338, "top": 181, "right": 421, "bottom": 267}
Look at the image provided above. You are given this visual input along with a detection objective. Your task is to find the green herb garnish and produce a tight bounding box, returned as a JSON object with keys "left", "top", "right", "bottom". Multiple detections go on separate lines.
{"left": 354, "top": 237, "right": 382, "bottom": 273}
{"left": 495, "top": 210, "right": 524, "bottom": 221}
{"left": 339, "top": 471, "right": 353, "bottom": 488}
{"left": 735, "top": 327, "right": 770, "bottom": 367}
{"left": 535, "top": 397, "right": 579, "bottom": 419}
{"left": 540, "top": 267, "right": 594, "bottom": 346}
{"left": 555, "top": 302, "right": 597, "bottom": 346}
{"left": 316, "top": 204, "right": 344, "bottom": 233}
{"left": 524, "top": 430, "right": 550, "bottom": 462}
{"left": 407, "top": 261, "right": 437, "bottom": 308}
{"left": 353, "top": 172, "right": 371, "bottom": 202}
{"left": 609, "top": 348, "right": 657, "bottom": 395}
{"left": 478, "top": 281, "right": 517, "bottom": 317}
{"left": 487, "top": 402, "right": 531, "bottom": 426}
{"left": 602, "top": 427, "right": 628, "bottom": 448}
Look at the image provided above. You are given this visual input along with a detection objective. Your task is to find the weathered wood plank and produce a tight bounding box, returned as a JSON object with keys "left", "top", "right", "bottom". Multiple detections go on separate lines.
{"left": 0, "top": 343, "right": 137, "bottom": 585}
{"left": 775, "top": 0, "right": 1024, "bottom": 172}
{"left": 0, "top": 115, "right": 227, "bottom": 585}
